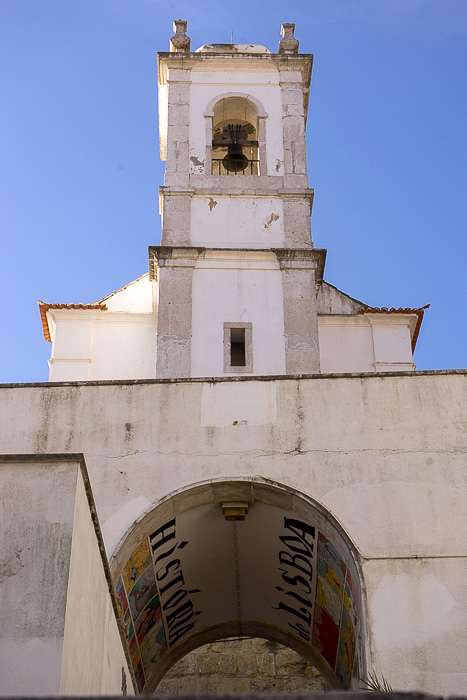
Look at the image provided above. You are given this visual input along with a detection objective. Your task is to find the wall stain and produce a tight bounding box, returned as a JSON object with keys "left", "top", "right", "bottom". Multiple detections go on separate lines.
{"left": 190, "top": 155, "right": 204, "bottom": 167}
{"left": 264, "top": 213, "right": 279, "bottom": 229}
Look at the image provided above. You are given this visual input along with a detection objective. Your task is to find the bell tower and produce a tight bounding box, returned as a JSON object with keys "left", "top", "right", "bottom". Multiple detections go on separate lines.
{"left": 150, "top": 21, "right": 326, "bottom": 378}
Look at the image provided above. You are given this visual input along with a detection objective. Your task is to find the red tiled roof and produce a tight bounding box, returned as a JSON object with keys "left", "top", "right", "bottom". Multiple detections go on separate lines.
{"left": 359, "top": 304, "right": 430, "bottom": 352}
{"left": 38, "top": 302, "right": 108, "bottom": 342}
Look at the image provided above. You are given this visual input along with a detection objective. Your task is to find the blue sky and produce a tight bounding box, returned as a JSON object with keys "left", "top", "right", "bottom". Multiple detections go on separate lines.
{"left": 1, "top": 0, "right": 466, "bottom": 382}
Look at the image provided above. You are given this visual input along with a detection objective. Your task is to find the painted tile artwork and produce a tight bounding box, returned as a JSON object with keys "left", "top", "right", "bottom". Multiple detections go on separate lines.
{"left": 316, "top": 570, "right": 342, "bottom": 626}
{"left": 128, "top": 565, "right": 158, "bottom": 622}
{"left": 335, "top": 600, "right": 357, "bottom": 688}
{"left": 115, "top": 520, "right": 362, "bottom": 692}
{"left": 312, "top": 532, "right": 361, "bottom": 688}
{"left": 312, "top": 602, "right": 340, "bottom": 669}
{"left": 115, "top": 576, "right": 129, "bottom": 617}
{"left": 135, "top": 594, "right": 163, "bottom": 646}
{"left": 140, "top": 621, "right": 167, "bottom": 668}
{"left": 116, "top": 537, "right": 160, "bottom": 692}
{"left": 122, "top": 538, "right": 152, "bottom": 593}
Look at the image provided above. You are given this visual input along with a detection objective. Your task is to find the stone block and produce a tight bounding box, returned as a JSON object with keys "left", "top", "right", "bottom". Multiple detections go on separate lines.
{"left": 236, "top": 651, "right": 259, "bottom": 676}
{"left": 162, "top": 227, "right": 191, "bottom": 246}
{"left": 206, "top": 676, "right": 251, "bottom": 693}
{"left": 155, "top": 676, "right": 180, "bottom": 693}
{"left": 168, "top": 104, "right": 190, "bottom": 126}
{"left": 256, "top": 652, "right": 275, "bottom": 676}
{"left": 250, "top": 675, "right": 289, "bottom": 692}
{"left": 176, "top": 676, "right": 208, "bottom": 693}
{"left": 168, "top": 125, "right": 190, "bottom": 142}
{"left": 167, "top": 68, "right": 191, "bottom": 82}
{"left": 285, "top": 674, "right": 326, "bottom": 691}
{"left": 195, "top": 651, "right": 237, "bottom": 676}
{"left": 162, "top": 209, "right": 191, "bottom": 235}
{"left": 283, "top": 116, "right": 305, "bottom": 142}
{"left": 168, "top": 83, "right": 190, "bottom": 105}
{"left": 282, "top": 174, "right": 310, "bottom": 189}
{"left": 283, "top": 102, "right": 305, "bottom": 117}
{"left": 283, "top": 144, "right": 294, "bottom": 174}
{"left": 279, "top": 70, "right": 303, "bottom": 84}
{"left": 166, "top": 652, "right": 195, "bottom": 676}
{"left": 284, "top": 336, "right": 320, "bottom": 374}
{"left": 156, "top": 301, "right": 169, "bottom": 330}
{"left": 292, "top": 141, "right": 308, "bottom": 174}
{"left": 160, "top": 268, "right": 193, "bottom": 298}
{"left": 275, "top": 648, "right": 308, "bottom": 675}
{"left": 156, "top": 335, "right": 191, "bottom": 378}
{"left": 280, "top": 85, "right": 304, "bottom": 105}
{"left": 168, "top": 302, "right": 191, "bottom": 334}
{"left": 212, "top": 639, "right": 243, "bottom": 653}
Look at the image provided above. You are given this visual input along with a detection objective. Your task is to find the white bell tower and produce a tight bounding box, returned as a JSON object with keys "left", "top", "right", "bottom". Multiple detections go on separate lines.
{"left": 151, "top": 21, "right": 326, "bottom": 378}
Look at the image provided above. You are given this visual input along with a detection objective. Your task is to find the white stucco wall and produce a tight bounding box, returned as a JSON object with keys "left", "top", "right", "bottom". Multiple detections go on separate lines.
{"left": 60, "top": 467, "right": 132, "bottom": 695}
{"left": 191, "top": 251, "right": 286, "bottom": 377}
{"left": 318, "top": 315, "right": 416, "bottom": 373}
{"left": 47, "top": 275, "right": 157, "bottom": 381}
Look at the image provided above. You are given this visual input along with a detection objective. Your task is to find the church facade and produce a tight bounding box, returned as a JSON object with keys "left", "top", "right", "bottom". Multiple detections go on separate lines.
{"left": 1, "top": 22, "right": 466, "bottom": 696}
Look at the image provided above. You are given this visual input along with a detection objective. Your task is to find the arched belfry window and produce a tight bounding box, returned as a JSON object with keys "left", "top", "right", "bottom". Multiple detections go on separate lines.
{"left": 205, "top": 94, "right": 268, "bottom": 176}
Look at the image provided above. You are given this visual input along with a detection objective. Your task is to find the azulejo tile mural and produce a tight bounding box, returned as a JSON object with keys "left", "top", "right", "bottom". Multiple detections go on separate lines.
{"left": 114, "top": 509, "right": 362, "bottom": 692}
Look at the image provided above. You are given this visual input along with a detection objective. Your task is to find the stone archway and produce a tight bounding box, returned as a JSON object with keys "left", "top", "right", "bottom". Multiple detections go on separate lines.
{"left": 110, "top": 479, "right": 366, "bottom": 693}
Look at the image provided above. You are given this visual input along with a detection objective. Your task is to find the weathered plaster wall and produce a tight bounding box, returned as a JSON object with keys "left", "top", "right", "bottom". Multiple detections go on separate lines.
{"left": 0, "top": 456, "right": 133, "bottom": 695}
{"left": 60, "top": 467, "right": 132, "bottom": 695}
{"left": 0, "top": 457, "right": 77, "bottom": 695}
{"left": 1, "top": 372, "right": 465, "bottom": 693}
{"left": 189, "top": 196, "right": 285, "bottom": 247}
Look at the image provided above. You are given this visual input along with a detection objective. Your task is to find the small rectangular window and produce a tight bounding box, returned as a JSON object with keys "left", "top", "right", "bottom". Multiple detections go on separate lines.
{"left": 224, "top": 322, "right": 253, "bottom": 373}
{"left": 230, "top": 327, "right": 246, "bottom": 366}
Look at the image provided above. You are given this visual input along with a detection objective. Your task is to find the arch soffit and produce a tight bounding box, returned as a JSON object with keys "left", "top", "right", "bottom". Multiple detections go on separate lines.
{"left": 205, "top": 92, "right": 268, "bottom": 120}
{"left": 110, "top": 478, "right": 367, "bottom": 693}
{"left": 110, "top": 477, "right": 362, "bottom": 572}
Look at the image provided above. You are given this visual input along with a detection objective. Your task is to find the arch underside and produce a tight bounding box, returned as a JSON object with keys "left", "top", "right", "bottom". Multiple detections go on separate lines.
{"left": 111, "top": 479, "right": 365, "bottom": 692}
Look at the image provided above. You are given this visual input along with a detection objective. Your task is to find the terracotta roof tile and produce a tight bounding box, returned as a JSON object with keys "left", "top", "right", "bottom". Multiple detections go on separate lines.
{"left": 38, "top": 302, "right": 108, "bottom": 342}
{"left": 359, "top": 304, "right": 430, "bottom": 352}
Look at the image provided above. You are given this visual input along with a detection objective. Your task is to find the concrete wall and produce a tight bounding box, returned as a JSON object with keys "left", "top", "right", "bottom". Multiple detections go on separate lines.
{"left": 0, "top": 457, "right": 77, "bottom": 695}
{"left": 60, "top": 466, "right": 132, "bottom": 695}
{"left": 0, "top": 455, "right": 133, "bottom": 696}
{"left": 0, "top": 371, "right": 465, "bottom": 693}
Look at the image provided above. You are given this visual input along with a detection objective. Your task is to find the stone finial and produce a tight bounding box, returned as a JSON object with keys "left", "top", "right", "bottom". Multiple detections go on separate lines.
{"left": 170, "top": 19, "right": 191, "bottom": 53}
{"left": 279, "top": 23, "right": 299, "bottom": 54}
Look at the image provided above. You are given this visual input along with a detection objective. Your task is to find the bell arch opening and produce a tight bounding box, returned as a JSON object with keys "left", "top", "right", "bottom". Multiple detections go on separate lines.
{"left": 205, "top": 94, "right": 267, "bottom": 175}
{"left": 110, "top": 479, "right": 366, "bottom": 693}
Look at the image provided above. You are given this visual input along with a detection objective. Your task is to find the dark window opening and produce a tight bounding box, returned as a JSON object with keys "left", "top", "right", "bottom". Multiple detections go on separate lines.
{"left": 230, "top": 328, "right": 246, "bottom": 366}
